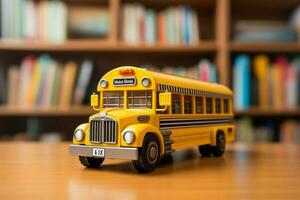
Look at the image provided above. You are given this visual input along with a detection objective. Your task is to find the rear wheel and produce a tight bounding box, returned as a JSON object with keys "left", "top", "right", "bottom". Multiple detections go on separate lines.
{"left": 132, "top": 134, "right": 160, "bottom": 173}
{"left": 198, "top": 144, "right": 211, "bottom": 157}
{"left": 211, "top": 132, "right": 226, "bottom": 157}
{"left": 79, "top": 156, "right": 104, "bottom": 168}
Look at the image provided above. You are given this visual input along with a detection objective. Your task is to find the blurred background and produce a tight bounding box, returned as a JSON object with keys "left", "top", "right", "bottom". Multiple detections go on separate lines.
{"left": 0, "top": 0, "right": 299, "bottom": 144}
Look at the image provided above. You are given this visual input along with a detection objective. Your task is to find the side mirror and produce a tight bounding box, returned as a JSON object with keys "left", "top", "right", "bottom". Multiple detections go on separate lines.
{"left": 159, "top": 92, "right": 171, "bottom": 106}
{"left": 90, "top": 93, "right": 99, "bottom": 107}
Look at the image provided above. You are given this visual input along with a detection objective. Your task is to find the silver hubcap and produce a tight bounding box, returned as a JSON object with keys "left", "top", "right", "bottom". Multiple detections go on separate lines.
{"left": 147, "top": 141, "right": 158, "bottom": 164}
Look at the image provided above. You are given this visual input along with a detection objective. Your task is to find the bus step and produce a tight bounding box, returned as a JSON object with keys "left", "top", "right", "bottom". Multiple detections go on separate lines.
{"left": 164, "top": 140, "right": 174, "bottom": 145}
{"left": 165, "top": 149, "right": 175, "bottom": 154}
{"left": 161, "top": 130, "right": 172, "bottom": 137}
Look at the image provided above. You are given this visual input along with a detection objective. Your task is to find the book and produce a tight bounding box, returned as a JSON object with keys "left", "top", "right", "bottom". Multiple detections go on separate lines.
{"left": 7, "top": 66, "right": 19, "bottom": 106}
{"left": 253, "top": 55, "right": 269, "bottom": 108}
{"left": 280, "top": 120, "right": 297, "bottom": 143}
{"left": 271, "top": 62, "right": 282, "bottom": 110}
{"left": 73, "top": 60, "right": 93, "bottom": 105}
{"left": 275, "top": 56, "right": 289, "bottom": 109}
{"left": 233, "top": 20, "right": 296, "bottom": 42}
{"left": 3, "top": 55, "right": 95, "bottom": 109}
{"left": 23, "top": 0, "right": 38, "bottom": 40}
{"left": 147, "top": 59, "right": 216, "bottom": 82}
{"left": 1, "top": 0, "right": 68, "bottom": 43}
{"left": 0, "top": 66, "right": 7, "bottom": 104}
{"left": 286, "top": 62, "right": 297, "bottom": 108}
{"left": 236, "top": 118, "right": 300, "bottom": 143}
{"left": 18, "top": 56, "right": 35, "bottom": 107}
{"left": 145, "top": 9, "right": 156, "bottom": 45}
{"left": 236, "top": 117, "right": 253, "bottom": 143}
{"left": 35, "top": 54, "right": 51, "bottom": 106}
{"left": 50, "top": 62, "right": 62, "bottom": 107}
{"left": 68, "top": 5, "right": 108, "bottom": 38}
{"left": 41, "top": 60, "right": 57, "bottom": 107}
{"left": 157, "top": 11, "right": 166, "bottom": 44}
{"left": 198, "top": 59, "right": 210, "bottom": 82}
{"left": 293, "top": 59, "right": 300, "bottom": 106}
{"left": 233, "top": 54, "right": 300, "bottom": 111}
{"left": 58, "top": 61, "right": 77, "bottom": 107}
{"left": 233, "top": 55, "right": 250, "bottom": 110}
{"left": 182, "top": 5, "right": 191, "bottom": 44}
{"left": 122, "top": 3, "right": 199, "bottom": 45}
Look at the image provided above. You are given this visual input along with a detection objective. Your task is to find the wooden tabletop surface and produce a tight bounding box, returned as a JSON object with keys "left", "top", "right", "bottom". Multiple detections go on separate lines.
{"left": 0, "top": 142, "right": 300, "bottom": 200}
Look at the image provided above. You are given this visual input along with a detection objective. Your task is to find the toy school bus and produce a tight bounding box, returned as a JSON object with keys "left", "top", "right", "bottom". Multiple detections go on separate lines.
{"left": 69, "top": 66, "right": 235, "bottom": 173}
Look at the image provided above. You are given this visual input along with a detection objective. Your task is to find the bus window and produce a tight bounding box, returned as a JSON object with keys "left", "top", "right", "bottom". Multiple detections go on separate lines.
{"left": 184, "top": 95, "right": 193, "bottom": 114}
{"left": 103, "top": 91, "right": 124, "bottom": 108}
{"left": 128, "top": 90, "right": 152, "bottom": 108}
{"left": 223, "top": 99, "right": 229, "bottom": 113}
{"left": 195, "top": 96, "right": 204, "bottom": 114}
{"left": 172, "top": 94, "right": 181, "bottom": 114}
{"left": 215, "top": 98, "right": 221, "bottom": 113}
{"left": 206, "top": 97, "right": 213, "bottom": 114}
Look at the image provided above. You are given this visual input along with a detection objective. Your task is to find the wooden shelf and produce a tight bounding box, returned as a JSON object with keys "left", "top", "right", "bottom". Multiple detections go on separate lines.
{"left": 0, "top": 40, "right": 217, "bottom": 53}
{"left": 235, "top": 108, "right": 300, "bottom": 117}
{"left": 230, "top": 42, "right": 300, "bottom": 53}
{"left": 0, "top": 106, "right": 95, "bottom": 116}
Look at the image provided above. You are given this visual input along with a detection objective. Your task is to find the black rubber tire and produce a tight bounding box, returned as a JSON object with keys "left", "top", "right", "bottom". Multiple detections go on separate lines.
{"left": 198, "top": 144, "right": 212, "bottom": 157}
{"left": 211, "top": 132, "right": 226, "bottom": 157}
{"left": 132, "top": 134, "right": 160, "bottom": 173}
{"left": 79, "top": 156, "right": 104, "bottom": 168}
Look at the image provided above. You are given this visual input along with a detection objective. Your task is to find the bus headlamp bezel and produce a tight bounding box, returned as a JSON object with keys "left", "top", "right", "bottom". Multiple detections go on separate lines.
{"left": 100, "top": 79, "right": 108, "bottom": 88}
{"left": 74, "top": 129, "right": 85, "bottom": 142}
{"left": 141, "top": 77, "right": 151, "bottom": 87}
{"left": 123, "top": 131, "right": 136, "bottom": 144}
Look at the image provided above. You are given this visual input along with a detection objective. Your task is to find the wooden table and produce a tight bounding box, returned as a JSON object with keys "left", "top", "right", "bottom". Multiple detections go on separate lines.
{"left": 0, "top": 142, "right": 300, "bottom": 199}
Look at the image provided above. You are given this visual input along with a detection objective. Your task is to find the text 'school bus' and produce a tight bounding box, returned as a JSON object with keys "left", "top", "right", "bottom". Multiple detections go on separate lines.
{"left": 69, "top": 66, "right": 235, "bottom": 173}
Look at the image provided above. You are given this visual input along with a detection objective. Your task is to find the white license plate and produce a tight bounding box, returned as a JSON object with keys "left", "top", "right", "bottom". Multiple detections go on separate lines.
{"left": 92, "top": 148, "right": 105, "bottom": 157}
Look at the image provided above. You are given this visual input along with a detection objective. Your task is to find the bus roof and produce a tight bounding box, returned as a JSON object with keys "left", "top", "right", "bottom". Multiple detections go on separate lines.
{"left": 150, "top": 70, "right": 232, "bottom": 96}
{"left": 99, "top": 66, "right": 233, "bottom": 96}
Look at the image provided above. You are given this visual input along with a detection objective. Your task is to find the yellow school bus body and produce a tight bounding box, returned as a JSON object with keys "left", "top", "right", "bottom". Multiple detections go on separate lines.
{"left": 70, "top": 66, "right": 235, "bottom": 172}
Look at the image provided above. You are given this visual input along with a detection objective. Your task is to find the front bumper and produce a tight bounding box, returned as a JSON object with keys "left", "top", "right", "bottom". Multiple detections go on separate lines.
{"left": 69, "top": 144, "right": 138, "bottom": 160}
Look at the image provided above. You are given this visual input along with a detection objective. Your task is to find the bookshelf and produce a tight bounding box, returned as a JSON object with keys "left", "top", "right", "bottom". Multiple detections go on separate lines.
{"left": 235, "top": 108, "right": 300, "bottom": 117}
{"left": 0, "top": 0, "right": 300, "bottom": 142}
{"left": 0, "top": 106, "right": 94, "bottom": 116}
{"left": 230, "top": 42, "right": 300, "bottom": 52}
{"left": 0, "top": 40, "right": 217, "bottom": 52}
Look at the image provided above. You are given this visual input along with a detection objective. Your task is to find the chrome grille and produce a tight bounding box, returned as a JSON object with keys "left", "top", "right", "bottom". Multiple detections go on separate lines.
{"left": 90, "top": 116, "right": 117, "bottom": 144}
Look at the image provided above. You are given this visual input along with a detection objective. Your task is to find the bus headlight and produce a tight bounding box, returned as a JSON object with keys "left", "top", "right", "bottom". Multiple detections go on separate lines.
{"left": 100, "top": 79, "right": 108, "bottom": 88}
{"left": 74, "top": 129, "right": 85, "bottom": 142}
{"left": 123, "top": 131, "right": 135, "bottom": 144}
{"left": 141, "top": 77, "right": 151, "bottom": 87}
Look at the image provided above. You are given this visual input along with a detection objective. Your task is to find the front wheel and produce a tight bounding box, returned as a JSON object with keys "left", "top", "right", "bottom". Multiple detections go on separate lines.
{"left": 79, "top": 156, "right": 104, "bottom": 168}
{"left": 132, "top": 134, "right": 160, "bottom": 173}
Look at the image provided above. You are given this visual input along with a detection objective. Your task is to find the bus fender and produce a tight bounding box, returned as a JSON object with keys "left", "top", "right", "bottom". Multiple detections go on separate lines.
{"left": 121, "top": 124, "right": 164, "bottom": 154}
{"left": 73, "top": 123, "right": 89, "bottom": 144}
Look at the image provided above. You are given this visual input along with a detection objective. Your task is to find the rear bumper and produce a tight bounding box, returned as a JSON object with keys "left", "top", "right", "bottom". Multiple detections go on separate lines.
{"left": 69, "top": 144, "right": 138, "bottom": 160}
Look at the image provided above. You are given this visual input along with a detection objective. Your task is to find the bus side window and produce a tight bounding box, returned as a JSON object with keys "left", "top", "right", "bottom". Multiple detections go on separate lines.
{"left": 206, "top": 97, "right": 213, "bottom": 114}
{"left": 195, "top": 96, "right": 204, "bottom": 114}
{"left": 215, "top": 98, "right": 221, "bottom": 113}
{"left": 172, "top": 94, "right": 181, "bottom": 114}
{"left": 184, "top": 95, "right": 192, "bottom": 114}
{"left": 223, "top": 99, "right": 229, "bottom": 113}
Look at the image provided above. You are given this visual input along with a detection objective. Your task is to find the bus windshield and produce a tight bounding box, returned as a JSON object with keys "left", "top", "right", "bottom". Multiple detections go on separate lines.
{"left": 103, "top": 90, "right": 152, "bottom": 109}
{"left": 127, "top": 90, "right": 152, "bottom": 109}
